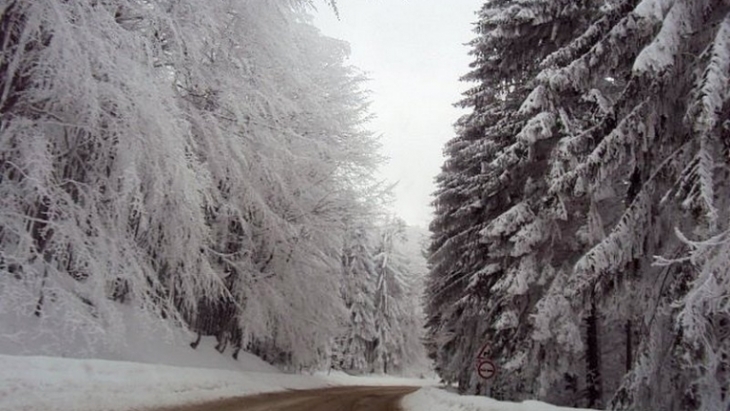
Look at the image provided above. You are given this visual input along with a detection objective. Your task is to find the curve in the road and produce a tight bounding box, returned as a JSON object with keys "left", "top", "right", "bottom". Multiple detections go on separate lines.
{"left": 157, "top": 385, "right": 420, "bottom": 411}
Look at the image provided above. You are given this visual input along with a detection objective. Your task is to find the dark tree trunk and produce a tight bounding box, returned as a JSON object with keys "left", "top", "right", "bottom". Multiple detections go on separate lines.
{"left": 585, "top": 296, "right": 602, "bottom": 408}
{"left": 625, "top": 320, "right": 632, "bottom": 373}
{"left": 190, "top": 331, "right": 202, "bottom": 349}
{"left": 34, "top": 267, "right": 48, "bottom": 317}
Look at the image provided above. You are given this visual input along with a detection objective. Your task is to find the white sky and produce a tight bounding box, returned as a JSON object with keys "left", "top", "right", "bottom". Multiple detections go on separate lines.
{"left": 312, "top": 1, "right": 482, "bottom": 228}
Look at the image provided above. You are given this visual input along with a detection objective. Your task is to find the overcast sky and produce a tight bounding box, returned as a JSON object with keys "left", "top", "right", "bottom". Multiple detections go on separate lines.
{"left": 312, "top": 1, "right": 482, "bottom": 228}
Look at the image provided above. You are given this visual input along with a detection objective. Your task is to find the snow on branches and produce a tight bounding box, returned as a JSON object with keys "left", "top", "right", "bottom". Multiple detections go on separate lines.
{"left": 0, "top": 0, "right": 402, "bottom": 370}
{"left": 428, "top": 0, "right": 730, "bottom": 408}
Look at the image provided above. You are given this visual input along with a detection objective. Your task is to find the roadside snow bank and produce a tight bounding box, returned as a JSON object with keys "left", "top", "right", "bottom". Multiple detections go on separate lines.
{"left": 316, "top": 370, "right": 437, "bottom": 387}
{"left": 0, "top": 304, "right": 277, "bottom": 373}
{"left": 402, "top": 387, "right": 597, "bottom": 411}
{"left": 0, "top": 354, "right": 325, "bottom": 411}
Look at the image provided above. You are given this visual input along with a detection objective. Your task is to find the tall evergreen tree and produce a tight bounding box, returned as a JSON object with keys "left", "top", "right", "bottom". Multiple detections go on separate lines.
{"left": 338, "top": 221, "right": 379, "bottom": 372}
{"left": 537, "top": 1, "right": 730, "bottom": 409}
{"left": 338, "top": 216, "right": 429, "bottom": 375}
{"left": 429, "top": 0, "right": 730, "bottom": 409}
{"left": 426, "top": 0, "right": 597, "bottom": 400}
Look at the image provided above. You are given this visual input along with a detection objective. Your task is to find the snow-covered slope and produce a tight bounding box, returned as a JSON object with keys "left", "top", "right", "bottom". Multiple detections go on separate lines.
{"left": 0, "top": 308, "right": 289, "bottom": 410}
{"left": 402, "top": 387, "right": 597, "bottom": 411}
{"left": 0, "top": 354, "right": 324, "bottom": 411}
{"left": 0, "top": 305, "right": 276, "bottom": 373}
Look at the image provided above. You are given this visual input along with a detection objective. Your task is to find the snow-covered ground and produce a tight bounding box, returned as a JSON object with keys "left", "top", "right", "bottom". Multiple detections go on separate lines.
{"left": 403, "top": 387, "right": 596, "bottom": 411}
{"left": 0, "top": 304, "right": 278, "bottom": 373}
{"left": 0, "top": 353, "right": 436, "bottom": 411}
{"left": 316, "top": 369, "right": 436, "bottom": 387}
{"left": 0, "top": 354, "right": 323, "bottom": 411}
{"left": 1, "top": 306, "right": 594, "bottom": 411}
{"left": 0, "top": 305, "right": 432, "bottom": 410}
{"left": 0, "top": 353, "right": 597, "bottom": 411}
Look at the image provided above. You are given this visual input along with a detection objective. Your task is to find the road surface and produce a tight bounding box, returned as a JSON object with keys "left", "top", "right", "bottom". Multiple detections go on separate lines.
{"left": 155, "top": 386, "right": 420, "bottom": 411}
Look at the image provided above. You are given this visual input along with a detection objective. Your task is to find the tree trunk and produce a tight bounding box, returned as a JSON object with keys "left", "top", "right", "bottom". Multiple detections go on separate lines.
{"left": 585, "top": 296, "right": 602, "bottom": 408}
{"left": 625, "top": 320, "right": 632, "bottom": 373}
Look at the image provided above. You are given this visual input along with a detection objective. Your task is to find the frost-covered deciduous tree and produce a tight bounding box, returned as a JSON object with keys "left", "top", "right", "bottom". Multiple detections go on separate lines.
{"left": 0, "top": 0, "right": 386, "bottom": 369}
{"left": 0, "top": 0, "right": 219, "bottom": 350}
{"left": 170, "top": 0, "right": 380, "bottom": 368}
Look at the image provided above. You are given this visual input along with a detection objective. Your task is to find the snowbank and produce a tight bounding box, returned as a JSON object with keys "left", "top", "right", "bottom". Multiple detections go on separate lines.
{"left": 402, "top": 387, "right": 597, "bottom": 411}
{"left": 1, "top": 306, "right": 308, "bottom": 410}
{"left": 0, "top": 354, "right": 326, "bottom": 411}
{"left": 0, "top": 304, "right": 277, "bottom": 373}
{"left": 316, "top": 369, "right": 437, "bottom": 387}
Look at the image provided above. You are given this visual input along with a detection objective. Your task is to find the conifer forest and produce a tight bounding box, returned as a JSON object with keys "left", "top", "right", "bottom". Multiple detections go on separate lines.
{"left": 426, "top": 1, "right": 730, "bottom": 410}
{"left": 1, "top": 1, "right": 729, "bottom": 410}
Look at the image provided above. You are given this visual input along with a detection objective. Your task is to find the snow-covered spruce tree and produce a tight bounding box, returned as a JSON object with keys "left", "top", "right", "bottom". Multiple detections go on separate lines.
{"left": 337, "top": 221, "right": 379, "bottom": 373}
{"left": 337, "top": 216, "right": 428, "bottom": 375}
{"left": 0, "top": 0, "right": 380, "bottom": 368}
{"left": 654, "top": 226, "right": 730, "bottom": 411}
{"left": 426, "top": 0, "right": 597, "bottom": 400}
{"left": 393, "top": 225, "right": 432, "bottom": 376}
{"left": 530, "top": 0, "right": 730, "bottom": 409}
{"left": 371, "top": 216, "right": 425, "bottom": 374}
